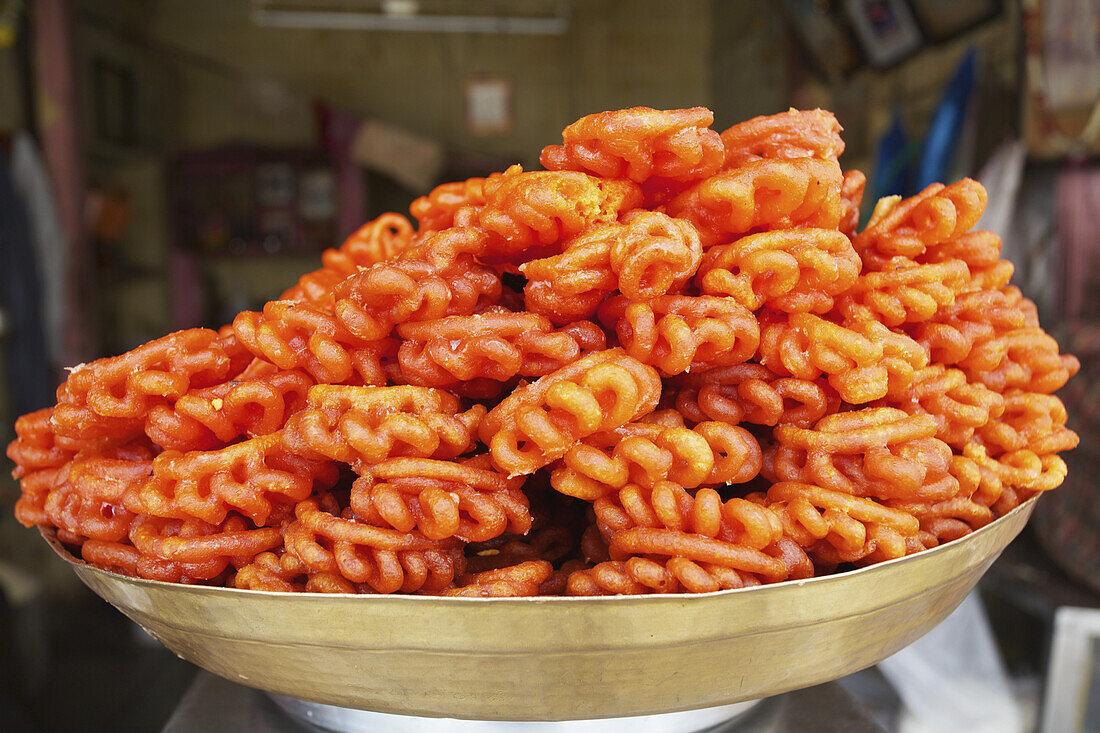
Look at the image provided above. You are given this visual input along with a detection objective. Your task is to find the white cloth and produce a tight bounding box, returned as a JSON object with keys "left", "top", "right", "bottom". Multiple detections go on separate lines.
{"left": 10, "top": 131, "right": 66, "bottom": 366}
{"left": 976, "top": 139, "right": 1027, "bottom": 263}
{"left": 880, "top": 592, "right": 1023, "bottom": 733}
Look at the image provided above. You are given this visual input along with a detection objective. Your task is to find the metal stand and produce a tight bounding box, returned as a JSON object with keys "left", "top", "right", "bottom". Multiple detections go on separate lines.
{"left": 268, "top": 695, "right": 761, "bottom": 733}
{"left": 162, "top": 672, "right": 887, "bottom": 732}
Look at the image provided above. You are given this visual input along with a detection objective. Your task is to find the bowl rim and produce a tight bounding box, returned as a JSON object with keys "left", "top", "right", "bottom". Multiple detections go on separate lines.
{"left": 42, "top": 495, "right": 1037, "bottom": 604}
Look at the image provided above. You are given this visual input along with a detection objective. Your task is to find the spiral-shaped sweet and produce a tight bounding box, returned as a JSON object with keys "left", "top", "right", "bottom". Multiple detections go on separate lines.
{"left": 410, "top": 176, "right": 489, "bottom": 233}
{"left": 284, "top": 493, "right": 466, "bottom": 594}
{"left": 280, "top": 385, "right": 484, "bottom": 471}
{"left": 396, "top": 310, "right": 604, "bottom": 387}
{"left": 768, "top": 407, "right": 959, "bottom": 503}
{"left": 333, "top": 229, "right": 503, "bottom": 342}
{"left": 667, "top": 158, "right": 844, "bottom": 246}
{"left": 757, "top": 313, "right": 891, "bottom": 403}
{"left": 540, "top": 107, "right": 725, "bottom": 183}
{"left": 473, "top": 169, "right": 644, "bottom": 260}
{"left": 599, "top": 295, "right": 760, "bottom": 376}
{"left": 232, "top": 301, "right": 393, "bottom": 386}
{"left": 479, "top": 349, "right": 662, "bottom": 477}
{"left": 52, "top": 329, "right": 242, "bottom": 442}
{"left": 721, "top": 108, "right": 845, "bottom": 167}
{"left": 550, "top": 419, "right": 760, "bottom": 500}
{"left": 350, "top": 455, "right": 531, "bottom": 543}
{"left": 696, "top": 228, "right": 860, "bottom": 313}
{"left": 883, "top": 365, "right": 1004, "bottom": 447}
{"left": 144, "top": 366, "right": 313, "bottom": 452}
{"left": 838, "top": 258, "right": 971, "bottom": 327}
{"left": 855, "top": 179, "right": 987, "bottom": 269}
{"left": 674, "top": 363, "right": 835, "bottom": 428}
{"left": 438, "top": 560, "right": 553, "bottom": 597}
{"left": 753, "top": 481, "right": 922, "bottom": 565}
{"left": 127, "top": 433, "right": 338, "bottom": 526}
{"left": 520, "top": 210, "right": 703, "bottom": 324}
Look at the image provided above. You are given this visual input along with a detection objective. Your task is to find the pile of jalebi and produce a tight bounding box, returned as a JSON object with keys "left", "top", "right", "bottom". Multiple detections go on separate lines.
{"left": 8, "top": 107, "right": 1080, "bottom": 596}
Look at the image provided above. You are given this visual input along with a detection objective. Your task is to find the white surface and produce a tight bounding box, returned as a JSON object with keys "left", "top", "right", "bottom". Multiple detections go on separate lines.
{"left": 1041, "top": 606, "right": 1100, "bottom": 733}
{"left": 881, "top": 592, "right": 1023, "bottom": 733}
{"left": 269, "top": 695, "right": 762, "bottom": 733}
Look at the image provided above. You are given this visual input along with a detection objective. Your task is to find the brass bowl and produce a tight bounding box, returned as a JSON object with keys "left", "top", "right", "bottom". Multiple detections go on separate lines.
{"left": 46, "top": 498, "right": 1036, "bottom": 721}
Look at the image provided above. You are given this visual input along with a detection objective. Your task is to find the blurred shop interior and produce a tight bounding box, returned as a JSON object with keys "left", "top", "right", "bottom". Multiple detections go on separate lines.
{"left": 1, "top": 0, "right": 1100, "bottom": 731}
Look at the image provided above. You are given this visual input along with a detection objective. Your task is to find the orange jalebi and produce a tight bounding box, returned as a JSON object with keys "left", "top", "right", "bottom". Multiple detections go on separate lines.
{"left": 9, "top": 105, "right": 1077, "bottom": 595}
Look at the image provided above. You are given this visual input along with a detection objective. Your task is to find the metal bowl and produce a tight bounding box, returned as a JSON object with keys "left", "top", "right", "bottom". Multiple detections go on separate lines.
{"left": 46, "top": 497, "right": 1036, "bottom": 721}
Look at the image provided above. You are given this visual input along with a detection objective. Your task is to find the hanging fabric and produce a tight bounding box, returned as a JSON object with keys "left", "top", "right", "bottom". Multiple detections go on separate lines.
{"left": 0, "top": 152, "right": 54, "bottom": 416}
{"left": 10, "top": 132, "right": 66, "bottom": 368}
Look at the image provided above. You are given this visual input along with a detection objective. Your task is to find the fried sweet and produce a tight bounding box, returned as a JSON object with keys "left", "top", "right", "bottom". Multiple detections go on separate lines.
{"left": 397, "top": 310, "right": 604, "bottom": 387}
{"left": 550, "top": 418, "right": 760, "bottom": 500}
{"left": 592, "top": 476, "right": 798, "bottom": 588}
{"left": 144, "top": 366, "right": 313, "bottom": 452}
{"left": 13, "top": 467, "right": 64, "bottom": 528}
{"left": 907, "top": 288, "right": 1026, "bottom": 365}
{"left": 756, "top": 481, "right": 923, "bottom": 565}
{"left": 232, "top": 550, "right": 310, "bottom": 592}
{"left": 438, "top": 560, "right": 553, "bottom": 597}
{"left": 78, "top": 512, "right": 283, "bottom": 584}
{"left": 81, "top": 538, "right": 230, "bottom": 584}
{"left": 11, "top": 410, "right": 92, "bottom": 530}
{"left": 333, "top": 228, "right": 502, "bottom": 341}
{"left": 887, "top": 495, "right": 995, "bottom": 542}
{"left": 582, "top": 485, "right": 816, "bottom": 592}
{"left": 127, "top": 434, "right": 338, "bottom": 526}
{"left": 520, "top": 210, "right": 703, "bottom": 323}
{"left": 6, "top": 105, "right": 1080, "bottom": 595}
{"left": 839, "top": 170, "right": 866, "bottom": 238}
{"left": 607, "top": 211, "right": 705, "bottom": 299}
{"left": 472, "top": 169, "right": 644, "bottom": 260}
{"left": 696, "top": 229, "right": 860, "bottom": 313}
{"left": 43, "top": 456, "right": 140, "bottom": 543}
{"left": 845, "top": 316, "right": 929, "bottom": 398}
{"left": 233, "top": 301, "right": 394, "bottom": 386}
{"left": 961, "top": 324, "right": 1080, "bottom": 395}
{"left": 59, "top": 441, "right": 155, "bottom": 518}
{"left": 410, "top": 176, "right": 489, "bottom": 232}
{"left": 520, "top": 228, "right": 618, "bottom": 323}
{"left": 130, "top": 514, "right": 282, "bottom": 567}
{"left": 855, "top": 179, "right": 987, "bottom": 269}
{"left": 920, "top": 229, "right": 1014, "bottom": 291}
{"left": 674, "top": 363, "right": 835, "bottom": 428}
{"left": 884, "top": 365, "right": 1004, "bottom": 447}
{"left": 7, "top": 408, "right": 80, "bottom": 478}
{"left": 479, "top": 349, "right": 662, "bottom": 477}
{"left": 769, "top": 408, "right": 958, "bottom": 503}
{"left": 351, "top": 455, "right": 531, "bottom": 543}
{"left": 721, "top": 108, "right": 844, "bottom": 167}
{"left": 540, "top": 107, "right": 725, "bottom": 183}
{"left": 758, "top": 313, "right": 889, "bottom": 403}
{"left": 284, "top": 493, "right": 465, "bottom": 594}
{"left": 598, "top": 295, "right": 760, "bottom": 376}
{"left": 837, "top": 258, "right": 970, "bottom": 327}
{"left": 52, "top": 329, "right": 241, "bottom": 441}
{"left": 567, "top": 556, "right": 758, "bottom": 595}
{"left": 978, "top": 389, "right": 1076, "bottom": 456}
{"left": 667, "top": 158, "right": 844, "bottom": 246}
{"left": 281, "top": 385, "right": 484, "bottom": 471}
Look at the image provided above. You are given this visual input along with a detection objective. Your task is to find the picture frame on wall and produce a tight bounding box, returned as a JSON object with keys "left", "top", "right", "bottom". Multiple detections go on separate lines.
{"left": 464, "top": 76, "right": 512, "bottom": 136}
{"left": 841, "top": 0, "right": 923, "bottom": 69}
{"left": 781, "top": 0, "right": 863, "bottom": 80}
